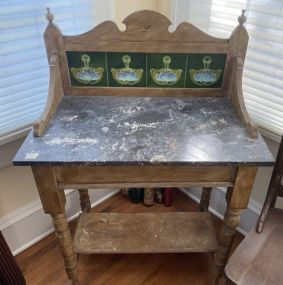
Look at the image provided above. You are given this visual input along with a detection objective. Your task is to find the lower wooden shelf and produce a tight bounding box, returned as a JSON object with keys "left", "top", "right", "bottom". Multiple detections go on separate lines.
{"left": 73, "top": 212, "right": 218, "bottom": 254}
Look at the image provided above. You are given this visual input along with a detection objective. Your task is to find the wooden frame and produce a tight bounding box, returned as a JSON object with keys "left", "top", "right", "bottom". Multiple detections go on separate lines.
{"left": 228, "top": 57, "right": 258, "bottom": 138}
{"left": 33, "top": 54, "right": 64, "bottom": 137}
{"left": 27, "top": 8, "right": 263, "bottom": 285}
{"left": 31, "top": 163, "right": 258, "bottom": 285}
{"left": 35, "top": 8, "right": 258, "bottom": 138}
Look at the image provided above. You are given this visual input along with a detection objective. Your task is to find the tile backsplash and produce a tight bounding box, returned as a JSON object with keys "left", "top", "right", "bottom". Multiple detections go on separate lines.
{"left": 66, "top": 51, "right": 226, "bottom": 88}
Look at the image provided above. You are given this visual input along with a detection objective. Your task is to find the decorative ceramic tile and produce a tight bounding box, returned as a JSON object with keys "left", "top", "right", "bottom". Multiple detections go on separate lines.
{"left": 147, "top": 53, "right": 187, "bottom": 88}
{"left": 186, "top": 54, "right": 226, "bottom": 88}
{"left": 66, "top": 51, "right": 108, "bottom": 87}
{"left": 66, "top": 52, "right": 227, "bottom": 88}
{"left": 107, "top": 52, "right": 146, "bottom": 87}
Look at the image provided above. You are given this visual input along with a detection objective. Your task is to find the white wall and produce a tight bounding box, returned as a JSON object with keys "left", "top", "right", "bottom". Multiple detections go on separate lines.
{"left": 0, "top": 137, "right": 39, "bottom": 218}
{"left": 115, "top": 0, "right": 171, "bottom": 28}
{"left": 0, "top": 165, "right": 38, "bottom": 218}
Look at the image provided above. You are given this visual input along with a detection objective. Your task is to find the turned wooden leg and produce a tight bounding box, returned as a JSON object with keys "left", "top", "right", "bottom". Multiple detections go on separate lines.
{"left": 212, "top": 167, "right": 258, "bottom": 284}
{"left": 32, "top": 167, "right": 79, "bottom": 284}
{"left": 78, "top": 189, "right": 91, "bottom": 213}
{"left": 213, "top": 208, "right": 241, "bottom": 284}
{"left": 199, "top": 187, "right": 212, "bottom": 211}
{"left": 52, "top": 214, "right": 78, "bottom": 285}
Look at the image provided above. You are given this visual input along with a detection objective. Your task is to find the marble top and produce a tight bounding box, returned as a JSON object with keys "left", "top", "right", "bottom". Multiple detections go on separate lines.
{"left": 14, "top": 96, "right": 274, "bottom": 166}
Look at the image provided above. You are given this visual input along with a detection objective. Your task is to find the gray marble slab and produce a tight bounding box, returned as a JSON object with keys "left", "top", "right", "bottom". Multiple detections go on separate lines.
{"left": 13, "top": 96, "right": 274, "bottom": 166}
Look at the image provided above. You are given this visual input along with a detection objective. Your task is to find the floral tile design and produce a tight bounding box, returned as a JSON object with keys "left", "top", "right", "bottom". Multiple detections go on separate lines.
{"left": 147, "top": 53, "right": 187, "bottom": 88}
{"left": 186, "top": 54, "right": 227, "bottom": 88}
{"left": 66, "top": 52, "right": 227, "bottom": 88}
{"left": 107, "top": 52, "right": 146, "bottom": 87}
{"left": 66, "top": 51, "right": 108, "bottom": 86}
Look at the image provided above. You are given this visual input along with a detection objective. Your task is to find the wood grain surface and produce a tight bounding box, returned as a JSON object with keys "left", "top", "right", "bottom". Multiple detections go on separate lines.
{"left": 74, "top": 212, "right": 218, "bottom": 254}
{"left": 15, "top": 190, "right": 243, "bottom": 285}
{"left": 45, "top": 10, "right": 230, "bottom": 98}
{"left": 33, "top": 54, "right": 64, "bottom": 137}
{"left": 55, "top": 165, "right": 235, "bottom": 184}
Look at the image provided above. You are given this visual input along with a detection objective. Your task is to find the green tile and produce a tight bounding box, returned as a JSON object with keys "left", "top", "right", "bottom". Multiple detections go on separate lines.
{"left": 107, "top": 52, "right": 146, "bottom": 87}
{"left": 186, "top": 53, "right": 227, "bottom": 88}
{"left": 66, "top": 51, "right": 227, "bottom": 89}
{"left": 147, "top": 53, "right": 187, "bottom": 88}
{"left": 66, "top": 51, "right": 108, "bottom": 87}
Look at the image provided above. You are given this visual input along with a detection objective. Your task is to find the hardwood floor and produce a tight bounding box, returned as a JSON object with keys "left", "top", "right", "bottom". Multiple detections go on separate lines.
{"left": 16, "top": 189, "right": 243, "bottom": 285}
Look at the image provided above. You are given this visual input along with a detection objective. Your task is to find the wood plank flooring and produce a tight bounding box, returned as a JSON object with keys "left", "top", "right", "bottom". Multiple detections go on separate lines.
{"left": 16, "top": 189, "right": 243, "bottom": 285}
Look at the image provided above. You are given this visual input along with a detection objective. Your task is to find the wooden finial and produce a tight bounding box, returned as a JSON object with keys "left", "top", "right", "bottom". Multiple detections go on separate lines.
{"left": 238, "top": 10, "right": 247, "bottom": 26}
{"left": 46, "top": 7, "right": 54, "bottom": 24}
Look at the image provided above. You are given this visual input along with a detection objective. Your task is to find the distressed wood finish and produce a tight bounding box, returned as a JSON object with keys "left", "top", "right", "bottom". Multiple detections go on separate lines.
{"left": 33, "top": 8, "right": 65, "bottom": 137}
{"left": 64, "top": 10, "right": 228, "bottom": 45}
{"left": 45, "top": 8, "right": 231, "bottom": 100}
{"left": 43, "top": 8, "right": 70, "bottom": 98}
{"left": 67, "top": 87, "right": 224, "bottom": 97}
{"left": 59, "top": 181, "right": 233, "bottom": 190}
{"left": 213, "top": 166, "right": 258, "bottom": 283}
{"left": 199, "top": 187, "right": 213, "bottom": 212}
{"left": 33, "top": 54, "right": 64, "bottom": 137}
{"left": 74, "top": 212, "right": 218, "bottom": 254}
{"left": 224, "top": 10, "right": 258, "bottom": 138}
{"left": 32, "top": 165, "right": 78, "bottom": 284}
{"left": 55, "top": 166, "right": 235, "bottom": 185}
{"left": 31, "top": 166, "right": 65, "bottom": 214}
{"left": 229, "top": 166, "right": 258, "bottom": 209}
{"left": 36, "top": 9, "right": 258, "bottom": 140}
{"left": 22, "top": 9, "right": 268, "bottom": 285}
{"left": 29, "top": 163, "right": 258, "bottom": 284}
{"left": 224, "top": 10, "right": 249, "bottom": 93}
{"left": 213, "top": 209, "right": 241, "bottom": 284}
{"left": 60, "top": 8, "right": 230, "bottom": 98}
{"left": 15, "top": 191, "right": 245, "bottom": 285}
{"left": 228, "top": 56, "right": 258, "bottom": 138}
{"left": 64, "top": 41, "right": 229, "bottom": 53}
{"left": 78, "top": 189, "right": 91, "bottom": 213}
{"left": 52, "top": 214, "right": 78, "bottom": 285}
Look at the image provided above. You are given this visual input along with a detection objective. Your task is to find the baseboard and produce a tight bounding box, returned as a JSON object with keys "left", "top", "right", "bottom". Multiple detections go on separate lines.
{"left": 0, "top": 189, "right": 120, "bottom": 256}
{"left": 180, "top": 187, "right": 262, "bottom": 236}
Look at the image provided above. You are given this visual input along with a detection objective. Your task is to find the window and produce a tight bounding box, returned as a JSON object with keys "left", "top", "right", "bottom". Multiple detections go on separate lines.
{"left": 172, "top": 0, "right": 283, "bottom": 140}
{"left": 0, "top": 0, "right": 114, "bottom": 144}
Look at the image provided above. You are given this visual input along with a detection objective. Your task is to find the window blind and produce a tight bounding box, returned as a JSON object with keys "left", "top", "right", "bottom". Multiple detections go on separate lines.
{"left": 173, "top": 0, "right": 283, "bottom": 138}
{"left": 0, "top": 0, "right": 113, "bottom": 142}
